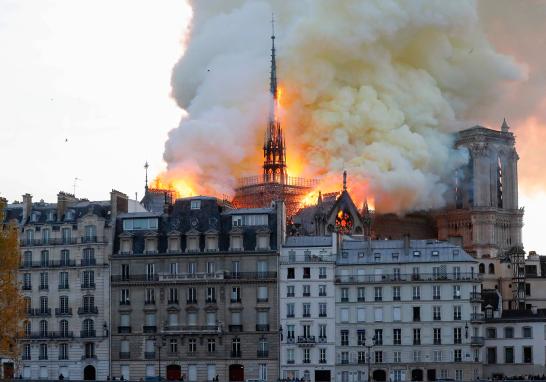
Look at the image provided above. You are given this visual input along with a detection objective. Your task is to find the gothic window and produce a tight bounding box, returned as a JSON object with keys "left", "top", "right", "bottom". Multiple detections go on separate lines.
{"left": 335, "top": 209, "right": 353, "bottom": 234}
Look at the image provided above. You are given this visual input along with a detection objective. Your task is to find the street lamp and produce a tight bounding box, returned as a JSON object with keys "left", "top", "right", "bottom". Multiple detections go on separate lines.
{"left": 152, "top": 336, "right": 166, "bottom": 380}
{"left": 365, "top": 335, "right": 377, "bottom": 382}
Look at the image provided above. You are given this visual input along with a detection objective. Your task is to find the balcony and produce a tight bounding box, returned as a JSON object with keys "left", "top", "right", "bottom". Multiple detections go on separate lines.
{"left": 118, "top": 326, "right": 132, "bottom": 334}
{"left": 20, "top": 238, "right": 78, "bottom": 247}
{"left": 27, "top": 308, "right": 51, "bottom": 317}
{"left": 143, "top": 326, "right": 157, "bottom": 333}
{"left": 257, "top": 350, "right": 269, "bottom": 358}
{"left": 340, "top": 297, "right": 349, "bottom": 302}
{"left": 167, "top": 299, "right": 179, "bottom": 305}
{"left": 257, "top": 298, "right": 268, "bottom": 303}
{"left": 471, "top": 336, "right": 485, "bottom": 346}
{"left": 22, "top": 285, "right": 31, "bottom": 291}
{"left": 58, "top": 283, "right": 69, "bottom": 290}
{"left": 159, "top": 272, "right": 224, "bottom": 282}
{"left": 81, "top": 258, "right": 97, "bottom": 266}
{"left": 319, "top": 312, "right": 327, "bottom": 318}
{"left": 80, "top": 330, "right": 96, "bottom": 338}
{"left": 111, "top": 274, "right": 159, "bottom": 283}
{"left": 335, "top": 272, "right": 480, "bottom": 284}
{"left": 223, "top": 271, "right": 277, "bottom": 280}
{"left": 297, "top": 336, "right": 316, "bottom": 347}
{"left": 470, "top": 313, "right": 485, "bottom": 322}
{"left": 78, "top": 306, "right": 99, "bottom": 315}
{"left": 230, "top": 298, "right": 242, "bottom": 304}
{"left": 39, "top": 285, "right": 49, "bottom": 291}
{"left": 229, "top": 325, "right": 243, "bottom": 332}
{"left": 24, "top": 331, "right": 74, "bottom": 339}
{"left": 163, "top": 325, "right": 220, "bottom": 334}
{"left": 470, "top": 292, "right": 482, "bottom": 302}
{"left": 230, "top": 350, "right": 242, "bottom": 358}
{"left": 144, "top": 352, "right": 156, "bottom": 359}
{"left": 55, "top": 308, "right": 73, "bottom": 317}
{"left": 205, "top": 298, "right": 217, "bottom": 304}
{"left": 256, "top": 324, "right": 269, "bottom": 332}
{"left": 21, "top": 259, "right": 78, "bottom": 269}
{"left": 119, "top": 352, "right": 130, "bottom": 359}
{"left": 81, "top": 283, "right": 96, "bottom": 289}
{"left": 287, "top": 359, "right": 295, "bottom": 364}
{"left": 186, "top": 299, "right": 197, "bottom": 304}
{"left": 81, "top": 236, "right": 98, "bottom": 243}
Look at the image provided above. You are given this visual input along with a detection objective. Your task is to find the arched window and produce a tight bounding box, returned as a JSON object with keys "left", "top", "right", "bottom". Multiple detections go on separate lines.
{"left": 39, "top": 320, "right": 48, "bottom": 336}
{"left": 40, "top": 250, "right": 49, "bottom": 267}
{"left": 479, "top": 263, "right": 485, "bottom": 274}
{"left": 59, "top": 320, "right": 69, "bottom": 336}
{"left": 83, "top": 318, "right": 94, "bottom": 332}
{"left": 489, "top": 263, "right": 495, "bottom": 274}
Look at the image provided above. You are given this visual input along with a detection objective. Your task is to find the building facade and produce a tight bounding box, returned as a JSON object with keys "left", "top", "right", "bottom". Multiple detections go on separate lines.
{"left": 110, "top": 197, "right": 284, "bottom": 382}
{"left": 280, "top": 236, "right": 337, "bottom": 382}
{"left": 335, "top": 238, "right": 483, "bottom": 382}
{"left": 5, "top": 191, "right": 129, "bottom": 380}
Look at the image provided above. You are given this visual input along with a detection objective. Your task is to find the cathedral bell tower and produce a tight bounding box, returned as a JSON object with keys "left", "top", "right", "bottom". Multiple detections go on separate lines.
{"left": 263, "top": 17, "right": 287, "bottom": 184}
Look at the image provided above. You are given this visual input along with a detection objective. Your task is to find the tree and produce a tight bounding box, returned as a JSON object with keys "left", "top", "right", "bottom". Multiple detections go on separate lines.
{"left": 0, "top": 197, "right": 24, "bottom": 363}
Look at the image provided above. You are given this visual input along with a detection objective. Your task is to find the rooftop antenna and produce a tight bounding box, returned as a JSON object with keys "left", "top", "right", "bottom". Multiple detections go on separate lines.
{"left": 73, "top": 177, "right": 81, "bottom": 196}
{"left": 144, "top": 161, "right": 149, "bottom": 192}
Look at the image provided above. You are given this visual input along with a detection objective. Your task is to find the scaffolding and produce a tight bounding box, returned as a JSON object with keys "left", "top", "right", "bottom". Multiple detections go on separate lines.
{"left": 232, "top": 176, "right": 318, "bottom": 217}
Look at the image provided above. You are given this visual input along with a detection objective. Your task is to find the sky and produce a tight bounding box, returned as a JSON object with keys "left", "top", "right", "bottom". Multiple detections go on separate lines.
{"left": 0, "top": 0, "right": 544, "bottom": 254}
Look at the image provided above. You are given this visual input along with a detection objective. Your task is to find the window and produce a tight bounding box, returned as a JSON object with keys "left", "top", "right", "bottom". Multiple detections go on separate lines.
{"left": 394, "top": 351, "right": 401, "bottom": 363}
{"left": 375, "top": 351, "right": 383, "bottom": 363}
{"left": 39, "top": 320, "right": 48, "bottom": 336}
{"left": 303, "top": 348, "right": 310, "bottom": 363}
{"left": 287, "top": 268, "right": 295, "bottom": 279}
{"left": 287, "top": 286, "right": 295, "bottom": 297}
{"left": 286, "top": 303, "right": 294, "bottom": 318}
{"left": 375, "top": 329, "right": 383, "bottom": 345}
{"left": 341, "top": 288, "right": 349, "bottom": 301}
{"left": 187, "top": 287, "right": 197, "bottom": 303}
{"left": 412, "top": 266, "right": 420, "bottom": 280}
{"left": 433, "top": 350, "right": 443, "bottom": 362}
{"left": 523, "top": 346, "right": 533, "bottom": 363}
{"left": 412, "top": 286, "right": 421, "bottom": 300}
{"left": 39, "top": 272, "right": 48, "bottom": 290}
{"left": 374, "top": 287, "right": 382, "bottom": 301}
{"left": 231, "top": 287, "right": 241, "bottom": 303}
{"left": 123, "top": 218, "right": 158, "bottom": 231}
{"left": 39, "top": 344, "right": 48, "bottom": 360}
{"left": 320, "top": 348, "right": 326, "bottom": 364}
{"left": 522, "top": 327, "right": 532, "bottom": 338}
{"left": 392, "top": 286, "right": 400, "bottom": 301}
{"left": 303, "top": 285, "right": 311, "bottom": 297}
{"left": 23, "top": 273, "right": 31, "bottom": 290}
{"left": 357, "top": 287, "right": 365, "bottom": 301}
{"left": 319, "top": 267, "right": 326, "bottom": 279}
{"left": 40, "top": 296, "right": 48, "bottom": 312}
{"left": 453, "top": 285, "right": 461, "bottom": 299}
{"left": 433, "top": 285, "right": 441, "bottom": 300}
{"left": 206, "top": 287, "right": 216, "bottom": 303}
{"left": 340, "top": 330, "right": 349, "bottom": 346}
{"left": 454, "top": 327, "right": 462, "bottom": 344}
{"left": 433, "top": 328, "right": 442, "bottom": 345}
{"left": 121, "top": 264, "right": 130, "bottom": 280}
{"left": 303, "top": 303, "right": 311, "bottom": 317}
{"left": 453, "top": 305, "right": 462, "bottom": 320}
{"left": 505, "top": 347, "right": 514, "bottom": 364}
{"left": 393, "top": 328, "right": 401, "bottom": 345}
{"left": 259, "top": 364, "right": 267, "bottom": 381}
{"left": 58, "top": 343, "right": 68, "bottom": 360}
{"left": 208, "top": 338, "right": 216, "bottom": 353}
{"left": 413, "top": 328, "right": 421, "bottom": 345}
{"left": 433, "top": 306, "right": 441, "bottom": 321}
{"left": 453, "top": 266, "right": 461, "bottom": 280}
{"left": 413, "top": 350, "right": 422, "bottom": 362}
{"left": 303, "top": 267, "right": 310, "bottom": 279}
{"left": 340, "top": 308, "right": 349, "bottom": 322}
{"left": 319, "top": 324, "right": 327, "bottom": 340}
{"left": 85, "top": 342, "right": 95, "bottom": 359}
{"left": 319, "top": 303, "right": 327, "bottom": 317}
{"left": 487, "top": 347, "right": 497, "bottom": 364}
{"left": 455, "top": 370, "right": 463, "bottom": 381}
{"left": 188, "top": 339, "right": 196, "bottom": 353}
{"left": 454, "top": 349, "right": 462, "bottom": 362}
{"left": 206, "top": 261, "right": 215, "bottom": 274}
{"left": 58, "top": 272, "right": 68, "bottom": 289}
{"left": 257, "top": 286, "right": 268, "bottom": 302}
{"left": 190, "top": 200, "right": 201, "bottom": 209}
{"left": 145, "top": 288, "right": 155, "bottom": 304}
{"left": 120, "top": 289, "right": 130, "bottom": 305}
{"left": 231, "top": 338, "right": 241, "bottom": 356}
{"left": 489, "top": 263, "right": 495, "bottom": 274}
{"left": 393, "top": 306, "right": 401, "bottom": 321}
{"left": 319, "top": 285, "right": 327, "bottom": 297}
{"left": 486, "top": 328, "right": 497, "bottom": 339}
{"left": 393, "top": 267, "right": 401, "bottom": 280}
{"left": 356, "top": 329, "right": 366, "bottom": 345}
{"left": 287, "top": 348, "right": 294, "bottom": 363}
{"left": 504, "top": 327, "right": 514, "bottom": 338}
{"left": 168, "top": 288, "right": 178, "bottom": 304}
{"left": 357, "top": 308, "right": 366, "bottom": 322}
{"left": 40, "top": 250, "right": 49, "bottom": 267}
{"left": 413, "top": 307, "right": 420, "bottom": 321}
{"left": 23, "top": 251, "right": 32, "bottom": 267}
{"left": 287, "top": 325, "right": 295, "bottom": 340}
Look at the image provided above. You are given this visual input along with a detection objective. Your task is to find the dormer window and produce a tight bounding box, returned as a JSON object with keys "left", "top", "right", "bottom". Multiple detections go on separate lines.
{"left": 31, "top": 212, "right": 39, "bottom": 223}
{"left": 256, "top": 228, "right": 271, "bottom": 251}
{"left": 229, "top": 228, "right": 243, "bottom": 251}
{"left": 65, "top": 210, "right": 75, "bottom": 221}
{"left": 185, "top": 230, "right": 200, "bottom": 253}
{"left": 47, "top": 211, "right": 55, "bottom": 222}
{"left": 144, "top": 233, "right": 158, "bottom": 254}
{"left": 413, "top": 250, "right": 421, "bottom": 257}
{"left": 119, "top": 233, "right": 133, "bottom": 255}
{"left": 205, "top": 230, "right": 219, "bottom": 252}
{"left": 232, "top": 216, "right": 242, "bottom": 227}
{"left": 431, "top": 250, "right": 439, "bottom": 256}
{"left": 167, "top": 232, "right": 181, "bottom": 253}
{"left": 374, "top": 253, "right": 381, "bottom": 262}
{"left": 190, "top": 200, "right": 201, "bottom": 210}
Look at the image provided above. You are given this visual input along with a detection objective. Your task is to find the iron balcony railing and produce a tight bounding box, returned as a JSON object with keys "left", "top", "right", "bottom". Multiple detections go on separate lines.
{"left": 470, "top": 292, "right": 483, "bottom": 301}
{"left": 471, "top": 313, "right": 485, "bottom": 322}
{"left": 143, "top": 326, "right": 157, "bottom": 333}
{"left": 20, "top": 238, "right": 78, "bottom": 246}
{"left": 119, "top": 352, "right": 130, "bottom": 359}
{"left": 81, "top": 236, "right": 98, "bottom": 243}
{"left": 257, "top": 350, "right": 269, "bottom": 358}
{"left": 78, "top": 306, "right": 98, "bottom": 315}
{"left": 118, "top": 326, "right": 132, "bottom": 334}
{"left": 335, "top": 272, "right": 480, "bottom": 283}
{"left": 81, "top": 258, "right": 97, "bottom": 266}
{"left": 27, "top": 308, "right": 51, "bottom": 317}
{"left": 80, "top": 330, "right": 96, "bottom": 338}
{"left": 20, "top": 260, "right": 77, "bottom": 269}
{"left": 111, "top": 271, "right": 277, "bottom": 283}
{"left": 471, "top": 336, "right": 485, "bottom": 346}
{"left": 24, "top": 331, "right": 74, "bottom": 339}
{"left": 144, "top": 352, "right": 156, "bottom": 360}
{"left": 55, "top": 308, "right": 73, "bottom": 317}
{"left": 230, "top": 350, "right": 242, "bottom": 358}
{"left": 256, "top": 324, "right": 270, "bottom": 332}
{"left": 229, "top": 325, "right": 243, "bottom": 332}
{"left": 81, "top": 283, "right": 96, "bottom": 289}
{"left": 280, "top": 254, "right": 336, "bottom": 264}
{"left": 163, "top": 325, "right": 220, "bottom": 334}
{"left": 297, "top": 336, "right": 316, "bottom": 346}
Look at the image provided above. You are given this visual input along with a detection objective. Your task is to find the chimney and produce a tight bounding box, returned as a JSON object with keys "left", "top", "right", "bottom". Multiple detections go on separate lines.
{"left": 110, "top": 190, "right": 129, "bottom": 221}
{"left": 22, "top": 193, "right": 32, "bottom": 223}
{"left": 403, "top": 233, "right": 410, "bottom": 255}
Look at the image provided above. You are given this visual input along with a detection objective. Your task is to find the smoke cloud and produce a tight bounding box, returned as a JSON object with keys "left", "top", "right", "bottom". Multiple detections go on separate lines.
{"left": 163, "top": 0, "right": 523, "bottom": 213}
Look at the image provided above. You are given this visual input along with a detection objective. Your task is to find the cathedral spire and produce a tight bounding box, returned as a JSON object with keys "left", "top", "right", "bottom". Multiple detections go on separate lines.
{"left": 263, "top": 14, "right": 287, "bottom": 184}
{"left": 144, "top": 161, "right": 149, "bottom": 192}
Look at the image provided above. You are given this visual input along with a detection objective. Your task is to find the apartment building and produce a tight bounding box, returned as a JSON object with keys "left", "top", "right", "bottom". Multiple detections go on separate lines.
{"left": 5, "top": 191, "right": 129, "bottom": 380}
{"left": 279, "top": 235, "right": 337, "bottom": 382}
{"left": 110, "top": 197, "right": 284, "bottom": 382}
{"left": 335, "top": 237, "right": 483, "bottom": 382}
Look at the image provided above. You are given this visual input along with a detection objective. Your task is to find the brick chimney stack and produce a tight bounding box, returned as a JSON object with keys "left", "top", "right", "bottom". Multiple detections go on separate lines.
{"left": 22, "top": 193, "right": 32, "bottom": 223}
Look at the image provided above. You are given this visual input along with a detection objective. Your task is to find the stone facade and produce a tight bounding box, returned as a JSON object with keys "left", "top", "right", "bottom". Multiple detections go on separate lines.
{"left": 110, "top": 197, "right": 284, "bottom": 382}
{"left": 5, "top": 191, "right": 129, "bottom": 380}
{"left": 280, "top": 236, "right": 337, "bottom": 382}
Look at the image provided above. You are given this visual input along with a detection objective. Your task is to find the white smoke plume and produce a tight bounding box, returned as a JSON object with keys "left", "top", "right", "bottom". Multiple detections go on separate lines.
{"left": 163, "top": 0, "right": 523, "bottom": 213}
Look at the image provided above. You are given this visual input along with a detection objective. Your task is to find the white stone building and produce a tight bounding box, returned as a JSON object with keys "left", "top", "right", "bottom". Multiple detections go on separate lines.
{"left": 280, "top": 235, "right": 337, "bottom": 382}
{"left": 335, "top": 237, "right": 483, "bottom": 382}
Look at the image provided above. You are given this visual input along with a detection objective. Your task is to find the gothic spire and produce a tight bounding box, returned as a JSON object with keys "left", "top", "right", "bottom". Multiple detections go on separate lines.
{"left": 270, "top": 13, "right": 277, "bottom": 100}
{"left": 144, "top": 161, "right": 149, "bottom": 192}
